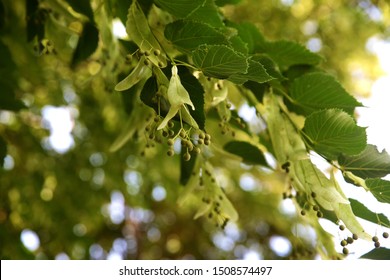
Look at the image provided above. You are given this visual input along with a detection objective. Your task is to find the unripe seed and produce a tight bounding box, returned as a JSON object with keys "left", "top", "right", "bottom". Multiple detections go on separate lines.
{"left": 168, "top": 121, "right": 174, "bottom": 128}
{"left": 311, "top": 192, "right": 317, "bottom": 198}
{"left": 374, "top": 241, "right": 380, "bottom": 248}
{"left": 144, "top": 50, "right": 150, "bottom": 56}
{"left": 199, "top": 132, "right": 205, "bottom": 139}
{"left": 383, "top": 232, "right": 389, "bottom": 239}
{"left": 204, "top": 139, "right": 210, "bottom": 145}
{"left": 339, "top": 225, "right": 345, "bottom": 231}
{"left": 198, "top": 139, "right": 204, "bottom": 145}
{"left": 183, "top": 152, "right": 191, "bottom": 161}
{"left": 352, "top": 234, "right": 358, "bottom": 240}
{"left": 153, "top": 49, "right": 161, "bottom": 56}
{"left": 313, "top": 205, "right": 320, "bottom": 212}
{"left": 316, "top": 211, "right": 323, "bottom": 218}
{"left": 300, "top": 210, "right": 306, "bottom": 216}
{"left": 167, "top": 149, "right": 174, "bottom": 156}
{"left": 340, "top": 240, "right": 348, "bottom": 247}
{"left": 194, "top": 147, "right": 201, "bottom": 154}
{"left": 342, "top": 247, "right": 349, "bottom": 255}
{"left": 372, "top": 236, "right": 379, "bottom": 242}
{"left": 346, "top": 237, "right": 353, "bottom": 244}
{"left": 167, "top": 139, "right": 174, "bottom": 146}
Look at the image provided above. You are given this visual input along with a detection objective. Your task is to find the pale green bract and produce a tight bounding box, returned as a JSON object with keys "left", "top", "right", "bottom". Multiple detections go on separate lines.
{"left": 264, "top": 92, "right": 371, "bottom": 241}
{"left": 157, "top": 65, "right": 198, "bottom": 130}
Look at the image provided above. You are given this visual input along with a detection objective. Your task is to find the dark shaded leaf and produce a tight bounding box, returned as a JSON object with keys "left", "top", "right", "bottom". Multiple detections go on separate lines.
{"left": 154, "top": 0, "right": 205, "bottom": 18}
{"left": 71, "top": 22, "right": 99, "bottom": 67}
{"left": 192, "top": 44, "right": 248, "bottom": 79}
{"left": 289, "top": 73, "right": 361, "bottom": 115}
{"left": 26, "top": 0, "right": 45, "bottom": 42}
{"left": 339, "top": 145, "right": 390, "bottom": 179}
{"left": 179, "top": 66, "right": 205, "bottom": 130}
{"left": 64, "top": 0, "right": 95, "bottom": 22}
{"left": 0, "top": 0, "right": 5, "bottom": 29}
{"left": 365, "top": 178, "right": 390, "bottom": 204}
{"left": 224, "top": 141, "right": 268, "bottom": 166}
{"left": 140, "top": 76, "right": 158, "bottom": 110}
{"left": 303, "top": 109, "right": 367, "bottom": 159}
{"left": 180, "top": 148, "right": 198, "bottom": 185}
{"left": 360, "top": 247, "right": 390, "bottom": 260}
{"left": 349, "top": 198, "right": 390, "bottom": 228}
{"left": 165, "top": 20, "right": 228, "bottom": 52}
{"left": 215, "top": 0, "right": 241, "bottom": 5}
{"left": 0, "top": 136, "right": 6, "bottom": 167}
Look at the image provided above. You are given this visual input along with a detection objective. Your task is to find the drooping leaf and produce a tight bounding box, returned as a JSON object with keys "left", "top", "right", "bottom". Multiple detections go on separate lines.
{"left": 289, "top": 73, "right": 361, "bottom": 115}
{"left": 179, "top": 66, "right": 205, "bottom": 130}
{"left": 192, "top": 44, "right": 248, "bottom": 79}
{"left": 260, "top": 40, "right": 322, "bottom": 69}
{"left": 164, "top": 20, "right": 228, "bottom": 52}
{"left": 180, "top": 147, "right": 198, "bottom": 185}
{"left": 365, "top": 178, "right": 390, "bottom": 204}
{"left": 71, "top": 22, "right": 99, "bottom": 67}
{"left": 126, "top": 0, "right": 166, "bottom": 67}
{"left": 338, "top": 144, "right": 390, "bottom": 179}
{"left": 64, "top": 0, "right": 95, "bottom": 22}
{"left": 334, "top": 203, "right": 371, "bottom": 240}
{"left": 349, "top": 198, "right": 390, "bottom": 228}
{"left": 228, "top": 58, "right": 273, "bottom": 84}
{"left": 303, "top": 109, "right": 367, "bottom": 159}
{"left": 153, "top": 0, "right": 205, "bottom": 18}
{"left": 360, "top": 247, "right": 390, "bottom": 260}
{"left": 115, "top": 57, "right": 152, "bottom": 91}
{"left": 223, "top": 141, "right": 268, "bottom": 166}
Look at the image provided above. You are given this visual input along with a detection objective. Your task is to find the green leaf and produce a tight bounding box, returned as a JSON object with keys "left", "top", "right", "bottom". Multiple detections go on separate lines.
{"left": 0, "top": 0, "right": 5, "bottom": 29}
{"left": 126, "top": 0, "right": 166, "bottom": 67}
{"left": 261, "top": 40, "right": 322, "bottom": 69}
{"left": 71, "top": 22, "right": 99, "bottom": 67}
{"left": 179, "top": 66, "right": 205, "bottom": 130}
{"left": 26, "top": 0, "right": 45, "bottom": 42}
{"left": 215, "top": 0, "right": 242, "bottom": 5}
{"left": 180, "top": 148, "right": 198, "bottom": 185}
{"left": 303, "top": 109, "right": 367, "bottom": 159}
{"left": 192, "top": 44, "right": 248, "bottom": 79}
{"left": 360, "top": 247, "right": 390, "bottom": 260}
{"left": 115, "top": 57, "right": 152, "bottom": 91}
{"left": 186, "top": 0, "right": 224, "bottom": 28}
{"left": 365, "top": 178, "right": 390, "bottom": 204}
{"left": 225, "top": 22, "right": 263, "bottom": 54}
{"left": 224, "top": 141, "right": 268, "bottom": 166}
{"left": 0, "top": 136, "right": 6, "bottom": 167}
{"left": 349, "top": 198, "right": 390, "bottom": 228}
{"left": 64, "top": 0, "right": 95, "bottom": 22}
{"left": 338, "top": 145, "right": 390, "bottom": 179}
{"left": 289, "top": 73, "right": 361, "bottom": 115}
{"left": 164, "top": 20, "right": 228, "bottom": 52}
{"left": 140, "top": 76, "right": 158, "bottom": 110}
{"left": 154, "top": 0, "right": 206, "bottom": 18}
{"left": 228, "top": 58, "right": 273, "bottom": 84}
